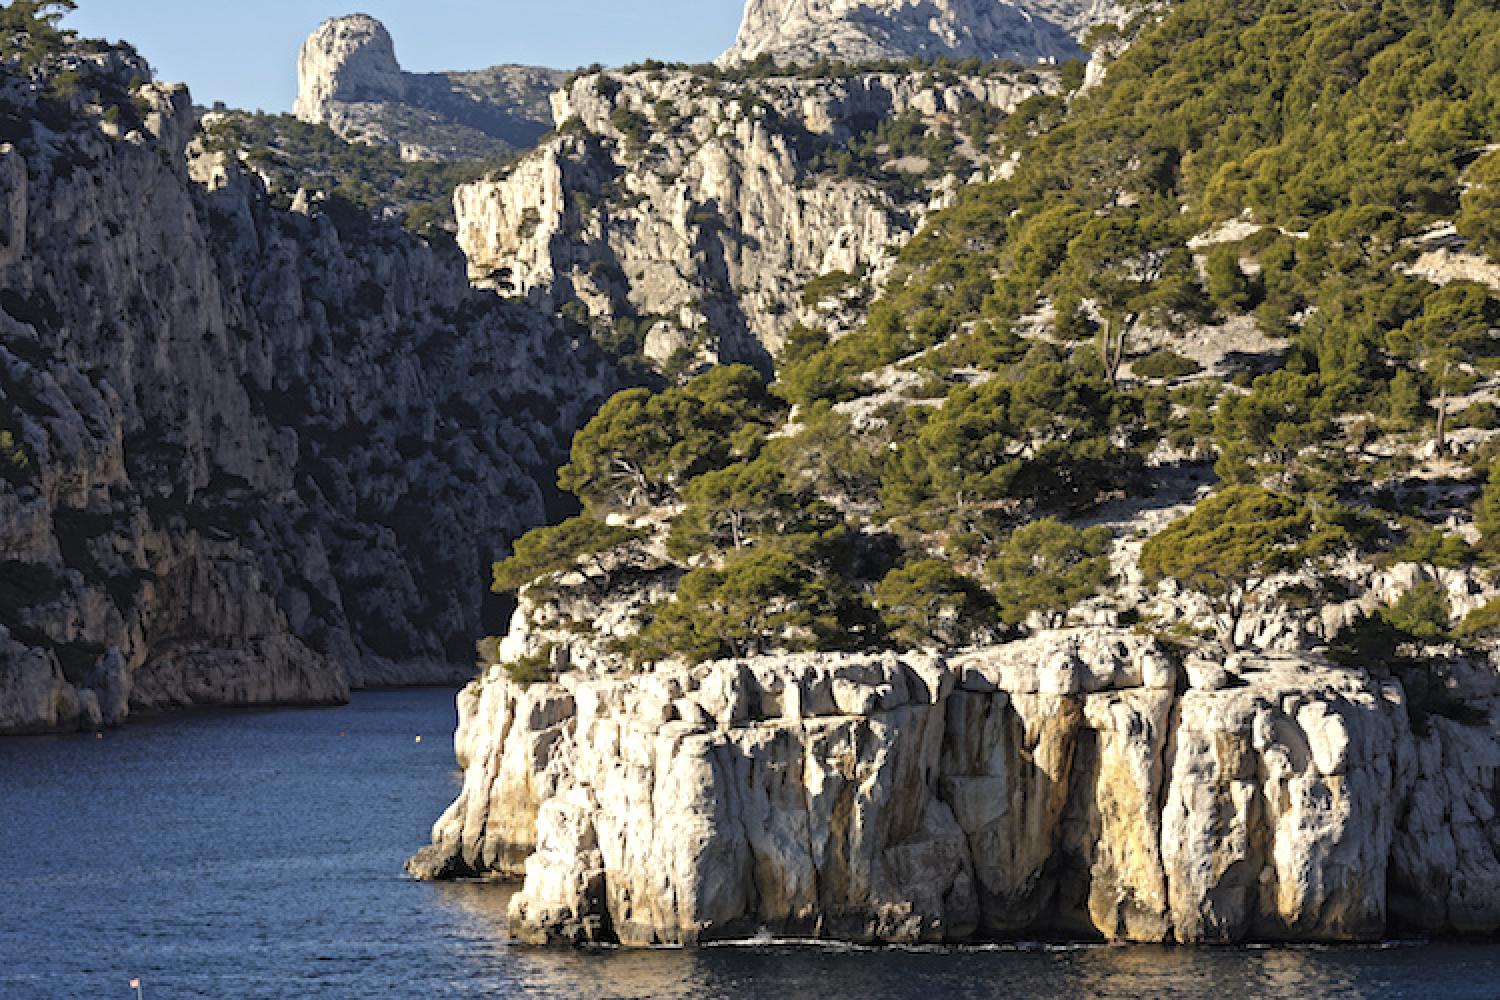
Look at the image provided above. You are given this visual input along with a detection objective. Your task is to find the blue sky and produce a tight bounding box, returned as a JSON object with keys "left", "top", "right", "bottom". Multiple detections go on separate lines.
{"left": 64, "top": 1, "right": 746, "bottom": 113}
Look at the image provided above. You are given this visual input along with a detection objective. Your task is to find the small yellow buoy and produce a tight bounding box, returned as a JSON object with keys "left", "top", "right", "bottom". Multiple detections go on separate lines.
{"left": 415, "top": 735, "right": 423, "bottom": 744}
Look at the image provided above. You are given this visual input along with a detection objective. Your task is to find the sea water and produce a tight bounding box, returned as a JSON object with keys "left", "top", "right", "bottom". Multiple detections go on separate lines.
{"left": 1, "top": 689, "right": 1497, "bottom": 1000}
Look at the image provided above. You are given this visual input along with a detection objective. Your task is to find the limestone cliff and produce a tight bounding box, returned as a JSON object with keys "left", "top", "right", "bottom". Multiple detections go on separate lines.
{"left": 455, "top": 66, "right": 1052, "bottom": 369}
{"left": 717, "top": 0, "right": 1126, "bottom": 68}
{"left": 294, "top": 14, "right": 565, "bottom": 161}
{"left": 0, "top": 43, "right": 613, "bottom": 733}
{"left": 409, "top": 632, "right": 1500, "bottom": 946}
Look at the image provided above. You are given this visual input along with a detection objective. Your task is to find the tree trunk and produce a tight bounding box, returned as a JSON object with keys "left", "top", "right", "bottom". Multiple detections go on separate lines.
{"left": 1100, "top": 319, "right": 1118, "bottom": 386}
{"left": 1215, "top": 616, "right": 1239, "bottom": 653}
{"left": 612, "top": 459, "right": 651, "bottom": 508}
{"left": 1436, "top": 382, "right": 1450, "bottom": 454}
{"left": 1100, "top": 315, "right": 1134, "bottom": 387}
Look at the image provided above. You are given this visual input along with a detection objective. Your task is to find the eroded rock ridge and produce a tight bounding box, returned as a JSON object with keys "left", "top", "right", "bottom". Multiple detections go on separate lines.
{"left": 455, "top": 66, "right": 1052, "bottom": 369}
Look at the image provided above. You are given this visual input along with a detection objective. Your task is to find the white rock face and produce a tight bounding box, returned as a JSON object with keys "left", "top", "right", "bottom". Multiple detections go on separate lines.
{"left": 1161, "top": 658, "right": 1406, "bottom": 942}
{"left": 411, "top": 632, "right": 1500, "bottom": 945}
{"left": 294, "top": 13, "right": 407, "bottom": 120}
{"left": 293, "top": 14, "right": 563, "bottom": 160}
{"left": 456, "top": 67, "right": 1051, "bottom": 367}
{"left": 0, "top": 50, "right": 614, "bottom": 733}
{"left": 718, "top": 0, "right": 1119, "bottom": 67}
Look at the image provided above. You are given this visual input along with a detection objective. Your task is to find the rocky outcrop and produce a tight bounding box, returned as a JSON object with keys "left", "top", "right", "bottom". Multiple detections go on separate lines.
{"left": 718, "top": 0, "right": 1124, "bottom": 68}
{"left": 1402, "top": 224, "right": 1500, "bottom": 294}
{"left": 294, "top": 14, "right": 564, "bottom": 161}
{"left": 410, "top": 629, "right": 1500, "bottom": 945}
{"left": 493, "top": 533, "right": 683, "bottom": 675}
{"left": 0, "top": 45, "right": 614, "bottom": 732}
{"left": 455, "top": 67, "right": 1051, "bottom": 369}
{"left": 294, "top": 14, "right": 408, "bottom": 116}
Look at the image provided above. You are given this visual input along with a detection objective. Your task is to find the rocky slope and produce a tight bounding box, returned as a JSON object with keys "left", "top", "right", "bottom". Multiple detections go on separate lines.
{"left": 455, "top": 65, "right": 1053, "bottom": 370}
{"left": 0, "top": 42, "right": 613, "bottom": 733}
{"left": 404, "top": 0, "right": 1500, "bottom": 950}
{"left": 409, "top": 632, "right": 1500, "bottom": 945}
{"left": 293, "top": 14, "right": 565, "bottom": 161}
{"left": 717, "top": 0, "right": 1126, "bottom": 67}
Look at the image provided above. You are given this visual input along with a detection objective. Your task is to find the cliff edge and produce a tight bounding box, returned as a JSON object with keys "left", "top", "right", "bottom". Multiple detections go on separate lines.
{"left": 409, "top": 634, "right": 1500, "bottom": 946}
{"left": 0, "top": 32, "right": 613, "bottom": 733}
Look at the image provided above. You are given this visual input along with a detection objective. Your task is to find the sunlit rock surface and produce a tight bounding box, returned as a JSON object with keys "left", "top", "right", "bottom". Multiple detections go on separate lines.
{"left": 411, "top": 631, "right": 1499, "bottom": 945}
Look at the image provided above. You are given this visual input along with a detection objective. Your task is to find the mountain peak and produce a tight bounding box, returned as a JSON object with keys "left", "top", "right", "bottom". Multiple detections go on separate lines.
{"left": 293, "top": 13, "right": 406, "bottom": 124}
{"left": 290, "top": 14, "right": 564, "bottom": 161}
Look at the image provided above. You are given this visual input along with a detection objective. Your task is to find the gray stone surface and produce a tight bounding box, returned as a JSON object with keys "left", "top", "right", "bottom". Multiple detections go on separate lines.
{"left": 456, "top": 67, "right": 1053, "bottom": 369}
{"left": 0, "top": 51, "right": 613, "bottom": 733}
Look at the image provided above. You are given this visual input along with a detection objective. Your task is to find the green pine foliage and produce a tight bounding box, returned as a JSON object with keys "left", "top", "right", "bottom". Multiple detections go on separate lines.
{"left": 1, "top": 1, "right": 78, "bottom": 73}
{"left": 1458, "top": 151, "right": 1500, "bottom": 261}
{"left": 808, "top": 108, "right": 973, "bottom": 198}
{"left": 1141, "top": 487, "right": 1339, "bottom": 650}
{"left": 989, "top": 519, "right": 1112, "bottom": 627}
{"left": 667, "top": 455, "right": 841, "bottom": 560}
{"left": 0, "top": 428, "right": 33, "bottom": 487}
{"left": 491, "top": 516, "right": 647, "bottom": 594}
{"left": 608, "top": 104, "right": 652, "bottom": 151}
{"left": 874, "top": 560, "right": 997, "bottom": 650}
{"left": 1386, "top": 281, "right": 1499, "bottom": 447}
{"left": 199, "top": 112, "right": 513, "bottom": 234}
{"left": 489, "top": 0, "right": 1500, "bottom": 669}
{"left": 1132, "top": 349, "right": 1202, "bottom": 381}
{"left": 1383, "top": 581, "right": 1453, "bottom": 642}
{"left": 1476, "top": 462, "right": 1500, "bottom": 553}
{"left": 558, "top": 365, "right": 783, "bottom": 510}
{"left": 1456, "top": 598, "right": 1500, "bottom": 642}
{"left": 784, "top": 0, "right": 1500, "bottom": 427}
{"left": 629, "top": 547, "right": 878, "bottom": 663}
{"left": 879, "top": 347, "right": 1147, "bottom": 532}
{"left": 1203, "top": 245, "right": 1260, "bottom": 316}
{"left": 771, "top": 406, "right": 885, "bottom": 503}
{"left": 1393, "top": 525, "right": 1474, "bottom": 570}
{"left": 501, "top": 647, "right": 557, "bottom": 685}
{"left": 1212, "top": 370, "right": 1343, "bottom": 486}
{"left": 1332, "top": 602, "right": 1483, "bottom": 732}
{"left": 800, "top": 268, "right": 866, "bottom": 307}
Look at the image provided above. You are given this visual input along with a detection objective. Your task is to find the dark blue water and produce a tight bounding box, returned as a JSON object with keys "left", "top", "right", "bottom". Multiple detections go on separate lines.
{"left": 2, "top": 689, "right": 1499, "bottom": 999}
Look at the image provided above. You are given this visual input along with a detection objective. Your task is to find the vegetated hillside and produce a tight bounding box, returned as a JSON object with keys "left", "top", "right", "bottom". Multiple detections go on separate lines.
{"left": 197, "top": 110, "right": 515, "bottom": 235}
{"left": 485, "top": 0, "right": 1500, "bottom": 701}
